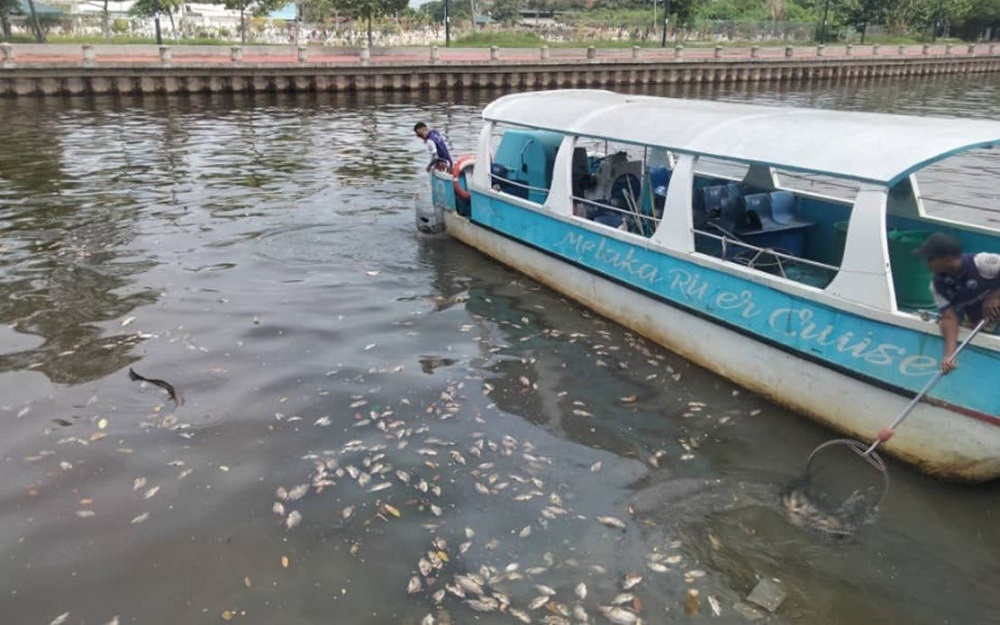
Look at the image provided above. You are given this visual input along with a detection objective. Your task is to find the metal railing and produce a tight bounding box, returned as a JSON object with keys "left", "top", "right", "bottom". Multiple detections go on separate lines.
{"left": 570, "top": 194, "right": 661, "bottom": 237}
{"left": 694, "top": 227, "right": 839, "bottom": 285}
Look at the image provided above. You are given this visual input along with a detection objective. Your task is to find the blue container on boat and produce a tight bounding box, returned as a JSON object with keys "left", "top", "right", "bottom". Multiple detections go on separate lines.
{"left": 492, "top": 130, "right": 563, "bottom": 204}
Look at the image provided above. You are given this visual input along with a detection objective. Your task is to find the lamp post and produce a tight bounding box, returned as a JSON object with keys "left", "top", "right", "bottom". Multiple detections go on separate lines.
{"left": 819, "top": 0, "right": 831, "bottom": 44}
{"left": 660, "top": 0, "right": 670, "bottom": 47}
{"left": 445, "top": 0, "right": 450, "bottom": 47}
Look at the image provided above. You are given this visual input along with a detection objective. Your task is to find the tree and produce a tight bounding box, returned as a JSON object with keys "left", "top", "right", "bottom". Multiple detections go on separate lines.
{"left": 331, "top": 0, "right": 407, "bottom": 47}
{"left": 25, "top": 0, "right": 45, "bottom": 42}
{"left": 131, "top": 0, "right": 184, "bottom": 43}
{"left": 0, "top": 0, "right": 20, "bottom": 39}
{"left": 841, "top": 0, "right": 890, "bottom": 41}
{"left": 491, "top": 0, "right": 526, "bottom": 23}
{"left": 218, "top": 0, "right": 286, "bottom": 44}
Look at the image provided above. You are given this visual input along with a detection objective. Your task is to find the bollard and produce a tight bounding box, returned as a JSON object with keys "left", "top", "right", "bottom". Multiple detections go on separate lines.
{"left": 922, "top": 43, "right": 930, "bottom": 55}
{"left": 784, "top": 45, "right": 793, "bottom": 58}
{"left": 968, "top": 43, "right": 976, "bottom": 55}
{"left": 632, "top": 45, "right": 641, "bottom": 61}
{"left": 430, "top": 46, "right": 440, "bottom": 64}
{"left": 540, "top": 45, "right": 549, "bottom": 60}
{"left": 714, "top": 45, "right": 722, "bottom": 59}
{"left": 945, "top": 43, "right": 953, "bottom": 55}
{"left": 816, "top": 44, "right": 824, "bottom": 57}
{"left": 359, "top": 46, "right": 370, "bottom": 65}
{"left": 82, "top": 44, "right": 95, "bottom": 65}
{"left": 586, "top": 46, "right": 596, "bottom": 61}
{"left": 159, "top": 46, "right": 171, "bottom": 63}
{"left": 297, "top": 45, "right": 307, "bottom": 63}
{"left": 490, "top": 46, "right": 500, "bottom": 62}
{"left": 231, "top": 46, "right": 243, "bottom": 62}
{"left": 674, "top": 45, "right": 683, "bottom": 59}
{"left": 846, "top": 44, "right": 853, "bottom": 56}
{"left": 0, "top": 42, "right": 12, "bottom": 66}
{"left": 872, "top": 44, "right": 880, "bottom": 56}
{"left": 750, "top": 45, "right": 759, "bottom": 59}
{"left": 898, "top": 44, "right": 906, "bottom": 56}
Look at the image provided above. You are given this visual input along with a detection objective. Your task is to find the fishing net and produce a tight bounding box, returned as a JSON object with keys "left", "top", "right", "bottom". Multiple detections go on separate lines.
{"left": 782, "top": 439, "right": 889, "bottom": 538}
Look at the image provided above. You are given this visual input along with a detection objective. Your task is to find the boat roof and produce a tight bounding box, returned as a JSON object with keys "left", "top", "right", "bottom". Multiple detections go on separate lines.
{"left": 482, "top": 90, "right": 1000, "bottom": 186}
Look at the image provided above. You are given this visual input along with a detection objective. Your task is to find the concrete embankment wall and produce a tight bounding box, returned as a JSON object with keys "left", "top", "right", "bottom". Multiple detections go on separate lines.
{"left": 1, "top": 43, "right": 999, "bottom": 97}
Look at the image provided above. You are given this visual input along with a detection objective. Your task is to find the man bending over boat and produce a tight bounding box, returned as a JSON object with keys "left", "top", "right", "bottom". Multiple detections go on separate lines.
{"left": 914, "top": 232, "right": 1000, "bottom": 373}
{"left": 414, "top": 122, "right": 453, "bottom": 172}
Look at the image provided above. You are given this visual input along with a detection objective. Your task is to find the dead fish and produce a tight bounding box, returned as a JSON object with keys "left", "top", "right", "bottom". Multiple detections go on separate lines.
{"left": 418, "top": 557, "right": 433, "bottom": 577}
{"left": 573, "top": 604, "right": 589, "bottom": 622}
{"left": 341, "top": 506, "right": 355, "bottom": 520}
{"left": 528, "top": 595, "right": 551, "bottom": 610}
{"left": 408, "top": 576, "right": 423, "bottom": 594}
{"left": 611, "top": 593, "right": 634, "bottom": 606}
{"left": 421, "top": 614, "right": 435, "bottom": 625}
{"left": 540, "top": 616, "right": 570, "bottom": 625}
{"left": 646, "top": 562, "right": 669, "bottom": 573}
{"left": 621, "top": 572, "right": 643, "bottom": 590}
{"left": 286, "top": 484, "right": 309, "bottom": 501}
{"left": 597, "top": 516, "right": 626, "bottom": 530}
{"left": 455, "top": 574, "right": 484, "bottom": 596}
{"left": 535, "top": 584, "right": 557, "bottom": 596}
{"left": 128, "top": 368, "right": 181, "bottom": 406}
{"left": 598, "top": 606, "right": 642, "bottom": 624}
{"left": 285, "top": 510, "right": 302, "bottom": 530}
{"left": 465, "top": 597, "right": 499, "bottom": 612}
{"left": 509, "top": 607, "right": 532, "bottom": 623}
{"left": 575, "top": 582, "right": 587, "bottom": 600}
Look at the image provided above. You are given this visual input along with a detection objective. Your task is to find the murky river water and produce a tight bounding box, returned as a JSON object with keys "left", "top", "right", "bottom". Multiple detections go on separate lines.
{"left": 2, "top": 75, "right": 999, "bottom": 625}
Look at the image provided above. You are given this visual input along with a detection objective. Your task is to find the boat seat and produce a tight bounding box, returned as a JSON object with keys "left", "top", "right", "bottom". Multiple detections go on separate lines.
{"left": 744, "top": 193, "right": 778, "bottom": 229}
{"left": 716, "top": 196, "right": 757, "bottom": 233}
{"left": 701, "top": 185, "right": 729, "bottom": 215}
{"left": 725, "top": 182, "right": 744, "bottom": 201}
{"left": 770, "top": 191, "right": 812, "bottom": 226}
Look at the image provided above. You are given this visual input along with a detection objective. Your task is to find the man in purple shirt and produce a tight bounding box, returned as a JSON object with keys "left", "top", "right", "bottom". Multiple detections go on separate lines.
{"left": 414, "top": 122, "right": 453, "bottom": 172}
{"left": 913, "top": 232, "right": 1000, "bottom": 373}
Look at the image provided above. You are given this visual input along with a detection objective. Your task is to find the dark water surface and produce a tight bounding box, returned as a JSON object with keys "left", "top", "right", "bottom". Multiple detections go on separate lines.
{"left": 2, "top": 76, "right": 999, "bottom": 625}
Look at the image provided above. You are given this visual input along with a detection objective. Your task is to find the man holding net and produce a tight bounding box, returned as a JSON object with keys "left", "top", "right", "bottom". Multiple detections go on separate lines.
{"left": 913, "top": 232, "right": 1000, "bottom": 374}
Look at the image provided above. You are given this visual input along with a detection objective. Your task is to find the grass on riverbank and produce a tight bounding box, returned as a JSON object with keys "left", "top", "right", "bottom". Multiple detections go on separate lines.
{"left": 2, "top": 34, "right": 242, "bottom": 45}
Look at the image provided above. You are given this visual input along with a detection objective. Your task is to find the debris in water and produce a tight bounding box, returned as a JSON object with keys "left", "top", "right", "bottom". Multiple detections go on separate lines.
{"left": 746, "top": 578, "right": 786, "bottom": 613}
{"left": 684, "top": 588, "right": 700, "bottom": 616}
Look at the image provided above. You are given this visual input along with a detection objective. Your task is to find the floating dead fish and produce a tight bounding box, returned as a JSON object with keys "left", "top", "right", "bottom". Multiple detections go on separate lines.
{"left": 646, "top": 562, "right": 669, "bottom": 573}
{"left": 285, "top": 510, "right": 302, "bottom": 530}
{"left": 621, "top": 572, "right": 643, "bottom": 590}
{"left": 408, "top": 576, "right": 423, "bottom": 594}
{"left": 535, "top": 584, "right": 557, "bottom": 596}
{"left": 574, "top": 582, "right": 587, "bottom": 600}
{"left": 509, "top": 607, "right": 532, "bottom": 623}
{"left": 598, "top": 606, "right": 642, "bottom": 624}
{"left": 528, "top": 595, "right": 551, "bottom": 610}
{"left": 287, "top": 484, "right": 309, "bottom": 500}
{"left": 128, "top": 368, "right": 181, "bottom": 406}
{"left": 130, "top": 512, "right": 149, "bottom": 525}
{"left": 597, "top": 516, "right": 626, "bottom": 530}
{"left": 466, "top": 597, "right": 499, "bottom": 612}
{"left": 50, "top": 613, "right": 71, "bottom": 625}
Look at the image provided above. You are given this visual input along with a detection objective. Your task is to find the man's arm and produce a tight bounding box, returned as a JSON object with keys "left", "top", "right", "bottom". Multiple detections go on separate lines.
{"left": 939, "top": 307, "right": 960, "bottom": 374}
{"left": 973, "top": 254, "right": 1000, "bottom": 320}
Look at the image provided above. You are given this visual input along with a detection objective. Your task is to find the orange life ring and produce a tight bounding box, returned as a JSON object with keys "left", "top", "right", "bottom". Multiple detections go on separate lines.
{"left": 452, "top": 156, "right": 475, "bottom": 201}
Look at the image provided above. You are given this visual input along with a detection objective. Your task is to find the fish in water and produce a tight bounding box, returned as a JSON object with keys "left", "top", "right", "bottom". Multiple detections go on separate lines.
{"left": 128, "top": 368, "right": 181, "bottom": 406}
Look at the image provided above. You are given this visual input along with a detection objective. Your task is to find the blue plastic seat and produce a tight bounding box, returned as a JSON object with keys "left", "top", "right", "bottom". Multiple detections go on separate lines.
{"left": 770, "top": 191, "right": 811, "bottom": 226}
{"left": 701, "top": 185, "right": 729, "bottom": 214}
{"left": 650, "top": 167, "right": 671, "bottom": 197}
{"left": 725, "top": 183, "right": 744, "bottom": 201}
{"left": 744, "top": 193, "right": 778, "bottom": 229}
{"left": 717, "top": 196, "right": 752, "bottom": 233}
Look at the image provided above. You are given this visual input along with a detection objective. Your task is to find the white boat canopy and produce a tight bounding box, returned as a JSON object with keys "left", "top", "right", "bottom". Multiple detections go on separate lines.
{"left": 482, "top": 90, "right": 1000, "bottom": 186}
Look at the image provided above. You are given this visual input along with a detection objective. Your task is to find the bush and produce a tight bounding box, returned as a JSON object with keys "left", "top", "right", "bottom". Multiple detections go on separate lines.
{"left": 111, "top": 17, "right": 129, "bottom": 34}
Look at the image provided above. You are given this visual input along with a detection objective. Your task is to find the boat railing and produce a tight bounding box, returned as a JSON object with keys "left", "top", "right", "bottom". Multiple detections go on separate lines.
{"left": 571, "top": 195, "right": 660, "bottom": 236}
{"left": 693, "top": 227, "right": 840, "bottom": 286}
{"left": 490, "top": 173, "right": 553, "bottom": 201}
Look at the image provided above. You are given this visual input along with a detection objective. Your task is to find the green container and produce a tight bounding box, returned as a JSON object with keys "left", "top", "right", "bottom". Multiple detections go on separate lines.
{"left": 887, "top": 229, "right": 936, "bottom": 309}
{"left": 833, "top": 222, "right": 936, "bottom": 310}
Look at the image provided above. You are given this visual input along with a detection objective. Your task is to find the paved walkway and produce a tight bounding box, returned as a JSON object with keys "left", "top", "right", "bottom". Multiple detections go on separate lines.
{"left": 0, "top": 42, "right": 991, "bottom": 67}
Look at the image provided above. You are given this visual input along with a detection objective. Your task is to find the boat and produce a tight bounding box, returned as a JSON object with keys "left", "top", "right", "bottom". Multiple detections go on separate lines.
{"left": 418, "top": 89, "right": 1000, "bottom": 482}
